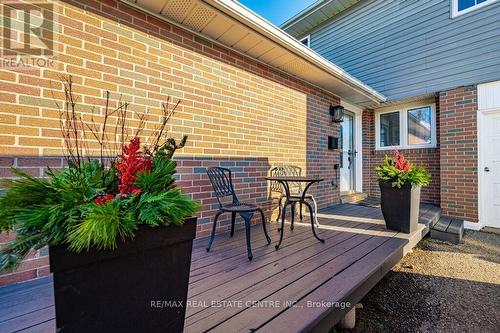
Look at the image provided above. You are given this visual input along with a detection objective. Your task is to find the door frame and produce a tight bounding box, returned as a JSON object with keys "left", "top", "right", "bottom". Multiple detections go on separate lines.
{"left": 340, "top": 110, "right": 356, "bottom": 194}
{"left": 477, "top": 107, "right": 500, "bottom": 229}
{"left": 341, "top": 100, "right": 363, "bottom": 193}
{"left": 476, "top": 80, "right": 500, "bottom": 229}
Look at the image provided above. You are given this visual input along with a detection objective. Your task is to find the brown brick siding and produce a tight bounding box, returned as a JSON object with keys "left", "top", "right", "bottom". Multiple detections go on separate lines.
{"left": 362, "top": 88, "right": 479, "bottom": 222}
{"left": 0, "top": 0, "right": 340, "bottom": 285}
{"left": 0, "top": 232, "right": 50, "bottom": 286}
{"left": 361, "top": 98, "right": 441, "bottom": 205}
{"left": 439, "top": 86, "right": 478, "bottom": 222}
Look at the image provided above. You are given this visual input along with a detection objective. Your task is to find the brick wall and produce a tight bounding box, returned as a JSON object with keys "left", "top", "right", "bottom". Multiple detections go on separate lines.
{"left": 362, "top": 88, "right": 480, "bottom": 222}
{"left": 439, "top": 86, "right": 478, "bottom": 222}
{"left": 361, "top": 98, "right": 441, "bottom": 205}
{"left": 0, "top": 0, "right": 340, "bottom": 285}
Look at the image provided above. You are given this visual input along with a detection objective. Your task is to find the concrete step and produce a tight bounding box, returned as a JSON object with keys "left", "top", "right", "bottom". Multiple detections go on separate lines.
{"left": 340, "top": 192, "right": 368, "bottom": 204}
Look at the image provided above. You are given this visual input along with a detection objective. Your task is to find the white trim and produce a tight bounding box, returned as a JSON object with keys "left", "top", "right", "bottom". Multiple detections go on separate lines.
{"left": 477, "top": 108, "right": 485, "bottom": 228}
{"left": 375, "top": 103, "right": 437, "bottom": 151}
{"left": 477, "top": 81, "right": 500, "bottom": 229}
{"left": 478, "top": 80, "right": 500, "bottom": 109}
{"left": 375, "top": 109, "right": 403, "bottom": 150}
{"left": 281, "top": 0, "right": 333, "bottom": 29}
{"left": 451, "top": 0, "right": 499, "bottom": 18}
{"left": 341, "top": 100, "right": 364, "bottom": 193}
{"left": 299, "top": 35, "right": 311, "bottom": 47}
{"left": 477, "top": 107, "right": 500, "bottom": 228}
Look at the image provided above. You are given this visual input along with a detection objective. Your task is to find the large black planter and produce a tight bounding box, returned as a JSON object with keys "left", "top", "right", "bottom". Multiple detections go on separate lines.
{"left": 49, "top": 217, "right": 197, "bottom": 333}
{"left": 379, "top": 181, "right": 420, "bottom": 234}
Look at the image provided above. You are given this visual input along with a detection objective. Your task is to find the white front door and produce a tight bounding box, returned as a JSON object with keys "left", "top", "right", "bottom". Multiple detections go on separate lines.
{"left": 340, "top": 112, "right": 355, "bottom": 193}
{"left": 482, "top": 111, "right": 500, "bottom": 228}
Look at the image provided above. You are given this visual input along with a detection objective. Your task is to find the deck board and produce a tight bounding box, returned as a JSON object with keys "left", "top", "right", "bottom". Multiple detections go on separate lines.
{"left": 0, "top": 204, "right": 428, "bottom": 333}
{"left": 184, "top": 234, "right": 375, "bottom": 331}
{"left": 259, "top": 237, "right": 405, "bottom": 333}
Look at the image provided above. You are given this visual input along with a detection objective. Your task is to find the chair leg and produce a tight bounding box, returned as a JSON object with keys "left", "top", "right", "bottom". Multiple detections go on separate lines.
{"left": 299, "top": 202, "right": 303, "bottom": 221}
{"left": 310, "top": 196, "right": 320, "bottom": 227}
{"left": 277, "top": 196, "right": 284, "bottom": 232}
{"left": 206, "top": 210, "right": 223, "bottom": 252}
{"left": 304, "top": 201, "right": 324, "bottom": 243}
{"left": 276, "top": 201, "right": 288, "bottom": 250}
{"left": 276, "top": 196, "right": 283, "bottom": 224}
{"left": 290, "top": 202, "right": 295, "bottom": 230}
{"left": 230, "top": 212, "right": 236, "bottom": 237}
{"left": 258, "top": 208, "right": 271, "bottom": 244}
{"left": 240, "top": 212, "right": 253, "bottom": 260}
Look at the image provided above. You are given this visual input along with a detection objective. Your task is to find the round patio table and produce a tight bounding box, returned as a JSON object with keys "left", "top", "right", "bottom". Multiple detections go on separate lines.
{"left": 265, "top": 176, "right": 324, "bottom": 249}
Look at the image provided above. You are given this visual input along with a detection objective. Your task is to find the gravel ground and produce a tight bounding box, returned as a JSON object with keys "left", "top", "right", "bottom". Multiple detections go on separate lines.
{"left": 340, "top": 230, "right": 500, "bottom": 333}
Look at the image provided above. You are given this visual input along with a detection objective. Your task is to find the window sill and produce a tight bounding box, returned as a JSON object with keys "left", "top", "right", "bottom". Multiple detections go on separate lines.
{"left": 376, "top": 144, "right": 437, "bottom": 151}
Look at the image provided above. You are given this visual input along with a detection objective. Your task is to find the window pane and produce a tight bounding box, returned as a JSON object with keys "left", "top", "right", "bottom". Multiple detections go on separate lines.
{"left": 458, "top": 0, "right": 477, "bottom": 11}
{"left": 408, "top": 106, "right": 432, "bottom": 145}
{"left": 339, "top": 125, "right": 343, "bottom": 168}
{"left": 379, "top": 112, "right": 400, "bottom": 147}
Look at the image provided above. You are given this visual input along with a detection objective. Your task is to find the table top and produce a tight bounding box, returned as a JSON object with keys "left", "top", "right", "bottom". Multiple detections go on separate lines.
{"left": 265, "top": 176, "right": 323, "bottom": 182}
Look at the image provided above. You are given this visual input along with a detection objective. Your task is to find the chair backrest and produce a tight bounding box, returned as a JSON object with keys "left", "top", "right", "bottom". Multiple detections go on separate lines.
{"left": 269, "top": 165, "right": 302, "bottom": 194}
{"left": 206, "top": 167, "right": 238, "bottom": 206}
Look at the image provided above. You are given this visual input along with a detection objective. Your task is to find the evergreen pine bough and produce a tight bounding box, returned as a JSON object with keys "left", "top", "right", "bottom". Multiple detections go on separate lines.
{"left": 0, "top": 141, "right": 199, "bottom": 271}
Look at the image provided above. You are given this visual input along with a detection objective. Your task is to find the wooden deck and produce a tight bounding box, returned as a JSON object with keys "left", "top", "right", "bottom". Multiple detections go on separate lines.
{"left": 0, "top": 204, "right": 433, "bottom": 333}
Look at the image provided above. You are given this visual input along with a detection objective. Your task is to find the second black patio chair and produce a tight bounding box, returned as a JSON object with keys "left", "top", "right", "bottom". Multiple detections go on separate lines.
{"left": 206, "top": 167, "right": 271, "bottom": 260}
{"left": 269, "top": 165, "right": 320, "bottom": 230}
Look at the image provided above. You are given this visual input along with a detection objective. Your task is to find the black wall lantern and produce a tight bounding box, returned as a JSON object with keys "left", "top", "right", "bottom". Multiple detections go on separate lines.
{"left": 329, "top": 104, "right": 345, "bottom": 123}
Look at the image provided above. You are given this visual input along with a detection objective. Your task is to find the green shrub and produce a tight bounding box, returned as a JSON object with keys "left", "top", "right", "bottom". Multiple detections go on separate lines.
{"left": 375, "top": 151, "right": 431, "bottom": 188}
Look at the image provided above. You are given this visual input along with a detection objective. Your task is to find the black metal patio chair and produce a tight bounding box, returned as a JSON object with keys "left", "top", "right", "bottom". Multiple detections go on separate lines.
{"left": 269, "top": 165, "right": 320, "bottom": 230}
{"left": 206, "top": 167, "right": 271, "bottom": 260}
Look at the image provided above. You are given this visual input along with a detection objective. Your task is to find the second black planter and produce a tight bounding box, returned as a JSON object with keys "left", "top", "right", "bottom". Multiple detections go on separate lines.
{"left": 379, "top": 181, "right": 421, "bottom": 234}
{"left": 49, "top": 217, "right": 197, "bottom": 333}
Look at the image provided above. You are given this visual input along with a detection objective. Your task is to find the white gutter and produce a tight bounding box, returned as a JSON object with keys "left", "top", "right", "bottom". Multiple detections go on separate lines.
{"left": 281, "top": 0, "right": 333, "bottom": 31}
{"left": 203, "top": 0, "right": 387, "bottom": 104}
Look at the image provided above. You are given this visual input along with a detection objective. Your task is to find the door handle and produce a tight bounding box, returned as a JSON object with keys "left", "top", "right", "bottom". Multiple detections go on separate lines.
{"left": 484, "top": 167, "right": 490, "bottom": 172}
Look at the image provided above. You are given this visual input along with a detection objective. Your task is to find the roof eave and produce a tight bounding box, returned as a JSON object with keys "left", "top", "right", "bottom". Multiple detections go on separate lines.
{"left": 280, "top": 0, "right": 332, "bottom": 31}
{"left": 204, "top": 0, "right": 387, "bottom": 104}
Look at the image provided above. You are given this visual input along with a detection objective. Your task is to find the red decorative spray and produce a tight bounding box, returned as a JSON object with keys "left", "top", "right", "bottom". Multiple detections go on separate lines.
{"left": 115, "top": 137, "right": 152, "bottom": 195}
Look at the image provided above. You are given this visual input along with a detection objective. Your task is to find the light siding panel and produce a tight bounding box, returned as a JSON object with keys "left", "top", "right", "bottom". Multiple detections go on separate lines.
{"left": 347, "top": 20, "right": 500, "bottom": 76}
{"left": 356, "top": 34, "right": 500, "bottom": 85}
{"left": 305, "top": 0, "right": 500, "bottom": 100}
{"left": 325, "top": 7, "right": 499, "bottom": 69}
{"left": 478, "top": 81, "right": 500, "bottom": 109}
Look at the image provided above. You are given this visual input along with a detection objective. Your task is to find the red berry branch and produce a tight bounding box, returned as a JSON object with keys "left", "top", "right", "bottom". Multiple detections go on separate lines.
{"left": 115, "top": 137, "right": 152, "bottom": 195}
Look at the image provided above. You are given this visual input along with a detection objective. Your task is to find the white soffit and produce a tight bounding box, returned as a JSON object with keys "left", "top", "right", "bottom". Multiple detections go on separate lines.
{"left": 121, "top": 0, "right": 386, "bottom": 107}
{"left": 373, "top": 93, "right": 437, "bottom": 110}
